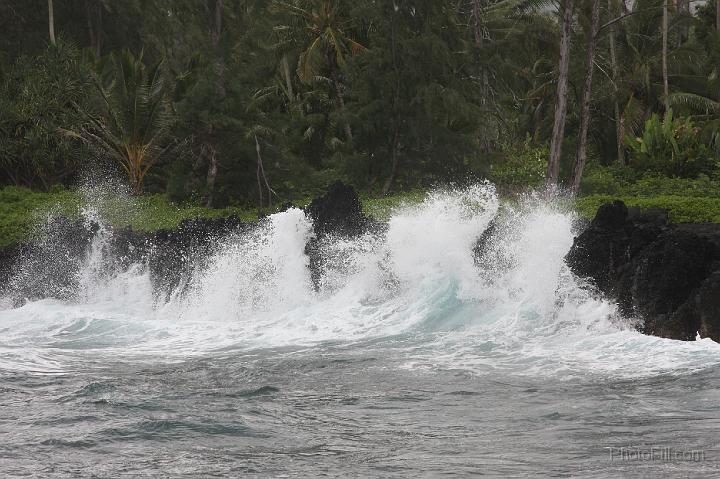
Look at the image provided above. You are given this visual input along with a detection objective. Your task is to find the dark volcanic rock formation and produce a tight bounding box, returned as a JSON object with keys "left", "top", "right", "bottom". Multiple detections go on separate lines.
{"left": 0, "top": 183, "right": 373, "bottom": 301}
{"left": 304, "top": 181, "right": 377, "bottom": 289}
{"left": 0, "top": 215, "right": 250, "bottom": 303}
{"left": 147, "top": 215, "right": 249, "bottom": 296}
{"left": 0, "top": 216, "right": 98, "bottom": 301}
{"left": 566, "top": 200, "right": 720, "bottom": 342}
{"left": 305, "top": 181, "right": 370, "bottom": 237}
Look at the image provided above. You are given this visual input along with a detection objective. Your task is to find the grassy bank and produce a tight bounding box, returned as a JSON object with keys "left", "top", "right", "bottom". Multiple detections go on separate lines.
{"left": 2, "top": 185, "right": 720, "bottom": 247}
{"left": 0, "top": 186, "right": 257, "bottom": 247}
{"left": 575, "top": 195, "right": 720, "bottom": 223}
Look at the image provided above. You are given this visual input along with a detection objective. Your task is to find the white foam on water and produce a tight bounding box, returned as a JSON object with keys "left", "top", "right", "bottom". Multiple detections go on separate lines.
{"left": 1, "top": 183, "right": 719, "bottom": 378}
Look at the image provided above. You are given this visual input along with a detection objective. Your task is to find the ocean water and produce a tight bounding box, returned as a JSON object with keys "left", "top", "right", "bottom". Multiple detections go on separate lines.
{"left": 1, "top": 185, "right": 719, "bottom": 477}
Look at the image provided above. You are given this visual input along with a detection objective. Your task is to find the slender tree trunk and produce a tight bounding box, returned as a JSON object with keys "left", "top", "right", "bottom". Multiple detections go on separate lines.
{"left": 255, "top": 135, "right": 264, "bottom": 210}
{"left": 205, "top": 145, "right": 218, "bottom": 208}
{"left": 570, "top": 0, "right": 601, "bottom": 196}
{"left": 382, "top": 127, "right": 400, "bottom": 195}
{"left": 85, "top": 0, "right": 103, "bottom": 57}
{"left": 717, "top": 0, "right": 719, "bottom": 32}
{"left": 48, "top": 0, "right": 56, "bottom": 46}
{"left": 254, "top": 134, "right": 275, "bottom": 209}
{"left": 677, "top": 0, "right": 687, "bottom": 46}
{"left": 662, "top": 0, "right": 670, "bottom": 112}
{"left": 281, "top": 54, "right": 295, "bottom": 101}
{"left": 256, "top": 148, "right": 264, "bottom": 212}
{"left": 608, "top": 0, "right": 625, "bottom": 166}
{"left": 331, "top": 67, "right": 353, "bottom": 143}
{"left": 382, "top": 6, "right": 402, "bottom": 195}
{"left": 472, "top": 0, "right": 492, "bottom": 153}
{"left": 205, "top": 0, "right": 224, "bottom": 207}
{"left": 210, "top": 0, "right": 223, "bottom": 46}
{"left": 210, "top": 0, "right": 225, "bottom": 98}
{"left": 546, "top": 0, "right": 574, "bottom": 188}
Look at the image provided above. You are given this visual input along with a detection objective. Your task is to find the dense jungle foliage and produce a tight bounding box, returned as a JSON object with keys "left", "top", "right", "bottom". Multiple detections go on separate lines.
{"left": 1, "top": 1, "right": 719, "bottom": 227}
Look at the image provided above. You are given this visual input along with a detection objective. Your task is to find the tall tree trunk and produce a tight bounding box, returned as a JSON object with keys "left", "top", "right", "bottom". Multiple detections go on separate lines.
{"left": 608, "top": 0, "right": 625, "bottom": 166}
{"left": 678, "top": 0, "right": 688, "bottom": 46}
{"left": 382, "top": 5, "right": 401, "bottom": 195}
{"left": 331, "top": 67, "right": 353, "bottom": 143}
{"left": 205, "top": 145, "right": 218, "bottom": 208}
{"left": 382, "top": 127, "right": 400, "bottom": 195}
{"left": 255, "top": 145, "right": 264, "bottom": 212}
{"left": 48, "top": 0, "right": 56, "bottom": 46}
{"left": 717, "top": 0, "right": 719, "bottom": 32}
{"left": 546, "top": 0, "right": 574, "bottom": 188}
{"left": 205, "top": 0, "right": 224, "bottom": 207}
{"left": 281, "top": 54, "right": 295, "bottom": 101}
{"left": 254, "top": 134, "right": 275, "bottom": 209}
{"left": 662, "top": 0, "right": 670, "bottom": 112}
{"left": 210, "top": 0, "right": 222, "bottom": 46}
{"left": 472, "top": 0, "right": 492, "bottom": 153}
{"left": 570, "top": 0, "right": 601, "bottom": 196}
{"left": 85, "top": 0, "right": 103, "bottom": 57}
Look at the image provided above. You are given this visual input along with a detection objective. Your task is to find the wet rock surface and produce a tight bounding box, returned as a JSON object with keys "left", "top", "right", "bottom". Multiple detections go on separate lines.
{"left": 566, "top": 200, "right": 720, "bottom": 341}
{"left": 304, "top": 181, "right": 378, "bottom": 290}
{"left": 0, "top": 182, "right": 375, "bottom": 301}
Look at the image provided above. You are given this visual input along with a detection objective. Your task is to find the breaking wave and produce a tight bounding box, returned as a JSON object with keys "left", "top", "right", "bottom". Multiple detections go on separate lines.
{"left": 1, "top": 183, "right": 719, "bottom": 378}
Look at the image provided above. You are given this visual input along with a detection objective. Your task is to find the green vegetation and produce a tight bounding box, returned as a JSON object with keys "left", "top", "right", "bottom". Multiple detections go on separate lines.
{"left": 4, "top": 176, "right": 720, "bottom": 247}
{"left": 576, "top": 196, "right": 720, "bottom": 224}
{"left": 0, "top": 184, "right": 433, "bottom": 246}
{"left": 0, "top": 186, "right": 80, "bottom": 246}
{"left": 576, "top": 169, "right": 720, "bottom": 223}
{"left": 2, "top": 1, "right": 720, "bottom": 244}
{"left": 0, "top": 186, "right": 256, "bottom": 247}
{"left": 361, "top": 190, "right": 427, "bottom": 221}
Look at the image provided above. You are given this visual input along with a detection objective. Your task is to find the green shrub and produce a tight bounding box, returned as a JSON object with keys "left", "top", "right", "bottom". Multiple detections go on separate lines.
{"left": 578, "top": 163, "right": 633, "bottom": 195}
{"left": 626, "top": 111, "right": 719, "bottom": 178}
{"left": 488, "top": 138, "right": 548, "bottom": 190}
{"left": 580, "top": 162, "right": 720, "bottom": 197}
{"left": 0, "top": 41, "right": 90, "bottom": 189}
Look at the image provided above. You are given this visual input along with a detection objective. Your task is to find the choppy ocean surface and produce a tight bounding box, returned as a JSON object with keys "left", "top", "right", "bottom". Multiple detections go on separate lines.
{"left": 1, "top": 185, "right": 719, "bottom": 477}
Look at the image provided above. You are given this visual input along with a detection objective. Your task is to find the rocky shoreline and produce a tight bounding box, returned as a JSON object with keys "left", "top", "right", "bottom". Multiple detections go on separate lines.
{"left": 0, "top": 181, "right": 373, "bottom": 303}
{"left": 2, "top": 188, "right": 719, "bottom": 342}
{"left": 566, "top": 200, "right": 720, "bottom": 342}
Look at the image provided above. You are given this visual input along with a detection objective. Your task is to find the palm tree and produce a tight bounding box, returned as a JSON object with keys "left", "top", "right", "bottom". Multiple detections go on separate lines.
{"left": 65, "top": 50, "right": 177, "bottom": 193}
{"left": 276, "top": 0, "right": 366, "bottom": 143}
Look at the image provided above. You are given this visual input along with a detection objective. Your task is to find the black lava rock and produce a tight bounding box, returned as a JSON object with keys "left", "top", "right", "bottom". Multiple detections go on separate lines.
{"left": 0, "top": 183, "right": 378, "bottom": 303}
{"left": 305, "top": 181, "right": 368, "bottom": 238}
{"left": 304, "top": 182, "right": 375, "bottom": 290}
{"left": 146, "top": 215, "right": 250, "bottom": 297}
{"left": 566, "top": 200, "right": 720, "bottom": 341}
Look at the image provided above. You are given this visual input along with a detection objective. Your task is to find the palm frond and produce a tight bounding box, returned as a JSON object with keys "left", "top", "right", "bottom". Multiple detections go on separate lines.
{"left": 668, "top": 92, "right": 720, "bottom": 114}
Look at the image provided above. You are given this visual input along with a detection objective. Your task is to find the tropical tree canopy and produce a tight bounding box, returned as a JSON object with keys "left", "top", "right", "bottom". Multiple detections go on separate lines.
{"left": 0, "top": 0, "right": 718, "bottom": 203}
